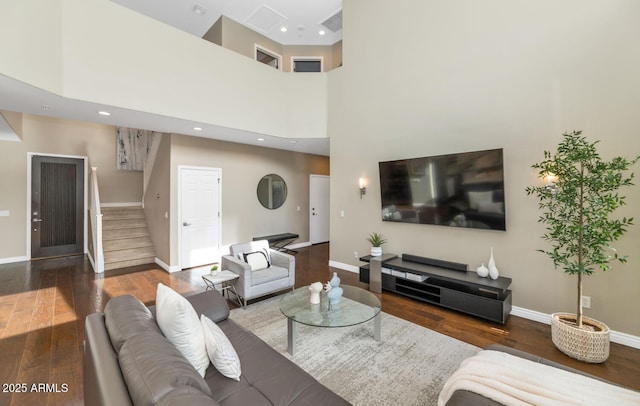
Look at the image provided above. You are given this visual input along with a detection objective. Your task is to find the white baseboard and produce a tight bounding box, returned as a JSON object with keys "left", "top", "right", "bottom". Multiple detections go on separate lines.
{"left": 155, "top": 257, "right": 180, "bottom": 273}
{"left": 330, "top": 259, "right": 640, "bottom": 350}
{"left": 101, "top": 202, "right": 143, "bottom": 208}
{"left": 0, "top": 256, "right": 28, "bottom": 265}
{"left": 511, "top": 306, "right": 640, "bottom": 349}
{"left": 286, "top": 241, "right": 312, "bottom": 250}
{"left": 329, "top": 260, "right": 360, "bottom": 273}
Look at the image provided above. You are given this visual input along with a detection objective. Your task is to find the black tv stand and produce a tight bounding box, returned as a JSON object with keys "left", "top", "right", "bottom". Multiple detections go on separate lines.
{"left": 360, "top": 253, "right": 512, "bottom": 324}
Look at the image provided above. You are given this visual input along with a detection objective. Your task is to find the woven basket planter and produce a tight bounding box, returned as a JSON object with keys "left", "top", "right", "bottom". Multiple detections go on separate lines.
{"left": 551, "top": 312, "right": 610, "bottom": 363}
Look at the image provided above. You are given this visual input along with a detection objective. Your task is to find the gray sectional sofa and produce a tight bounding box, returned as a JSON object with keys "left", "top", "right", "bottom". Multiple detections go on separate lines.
{"left": 84, "top": 289, "right": 350, "bottom": 406}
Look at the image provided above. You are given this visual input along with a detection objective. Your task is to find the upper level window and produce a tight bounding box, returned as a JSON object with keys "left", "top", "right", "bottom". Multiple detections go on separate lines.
{"left": 292, "top": 57, "right": 323, "bottom": 73}
{"left": 255, "top": 45, "right": 281, "bottom": 70}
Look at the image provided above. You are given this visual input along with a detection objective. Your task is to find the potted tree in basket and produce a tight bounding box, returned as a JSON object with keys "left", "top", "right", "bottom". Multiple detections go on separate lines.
{"left": 526, "top": 130, "right": 638, "bottom": 363}
{"left": 366, "top": 232, "right": 388, "bottom": 257}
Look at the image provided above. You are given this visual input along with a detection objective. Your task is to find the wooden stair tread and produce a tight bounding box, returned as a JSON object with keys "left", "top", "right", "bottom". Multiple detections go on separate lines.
{"left": 99, "top": 206, "right": 156, "bottom": 271}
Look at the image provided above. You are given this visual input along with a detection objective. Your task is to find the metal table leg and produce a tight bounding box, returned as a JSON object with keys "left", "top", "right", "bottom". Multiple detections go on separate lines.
{"left": 287, "top": 318, "right": 296, "bottom": 355}
{"left": 374, "top": 311, "right": 381, "bottom": 341}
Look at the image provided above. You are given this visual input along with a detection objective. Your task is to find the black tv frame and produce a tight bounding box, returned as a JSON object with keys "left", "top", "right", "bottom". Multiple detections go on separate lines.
{"left": 378, "top": 148, "right": 506, "bottom": 231}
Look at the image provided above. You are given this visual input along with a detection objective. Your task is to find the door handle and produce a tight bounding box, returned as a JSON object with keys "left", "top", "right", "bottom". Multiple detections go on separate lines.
{"left": 183, "top": 222, "right": 191, "bottom": 226}
{"left": 32, "top": 218, "right": 43, "bottom": 222}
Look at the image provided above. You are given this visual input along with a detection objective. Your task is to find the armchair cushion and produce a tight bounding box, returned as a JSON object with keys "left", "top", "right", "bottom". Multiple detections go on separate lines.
{"left": 251, "top": 266, "right": 290, "bottom": 286}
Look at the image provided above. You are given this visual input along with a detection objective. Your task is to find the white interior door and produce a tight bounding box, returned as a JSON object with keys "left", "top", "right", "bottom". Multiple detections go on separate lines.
{"left": 180, "top": 167, "right": 221, "bottom": 269}
{"left": 310, "top": 175, "right": 330, "bottom": 244}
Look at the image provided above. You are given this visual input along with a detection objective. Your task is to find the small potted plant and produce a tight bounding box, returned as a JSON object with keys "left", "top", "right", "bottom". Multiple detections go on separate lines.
{"left": 210, "top": 262, "right": 220, "bottom": 276}
{"left": 526, "top": 130, "right": 638, "bottom": 363}
{"left": 366, "top": 232, "right": 388, "bottom": 256}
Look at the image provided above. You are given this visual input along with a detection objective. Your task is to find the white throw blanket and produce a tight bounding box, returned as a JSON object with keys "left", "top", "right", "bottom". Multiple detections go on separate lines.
{"left": 438, "top": 350, "right": 640, "bottom": 405}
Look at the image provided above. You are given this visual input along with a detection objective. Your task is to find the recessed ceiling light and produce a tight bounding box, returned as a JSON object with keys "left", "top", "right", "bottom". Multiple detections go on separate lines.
{"left": 41, "top": 105, "right": 49, "bottom": 111}
{"left": 289, "top": 140, "right": 298, "bottom": 144}
{"left": 280, "top": 26, "right": 287, "bottom": 32}
{"left": 319, "top": 30, "right": 325, "bottom": 36}
{"left": 257, "top": 138, "right": 265, "bottom": 142}
{"left": 193, "top": 127, "right": 202, "bottom": 131}
{"left": 98, "top": 111, "right": 111, "bottom": 116}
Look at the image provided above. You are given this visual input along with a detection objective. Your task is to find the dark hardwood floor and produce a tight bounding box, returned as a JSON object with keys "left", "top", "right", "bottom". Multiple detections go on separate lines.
{"left": 0, "top": 243, "right": 638, "bottom": 405}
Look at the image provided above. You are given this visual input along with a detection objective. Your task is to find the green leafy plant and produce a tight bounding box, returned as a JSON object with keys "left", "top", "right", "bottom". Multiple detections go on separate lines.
{"left": 210, "top": 262, "right": 219, "bottom": 272}
{"left": 526, "top": 131, "right": 638, "bottom": 328}
{"left": 366, "top": 232, "right": 388, "bottom": 247}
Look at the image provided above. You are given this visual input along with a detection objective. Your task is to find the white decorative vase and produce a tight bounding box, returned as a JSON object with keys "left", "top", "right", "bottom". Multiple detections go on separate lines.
{"left": 476, "top": 263, "right": 489, "bottom": 278}
{"left": 370, "top": 246, "right": 382, "bottom": 256}
{"left": 308, "top": 282, "right": 323, "bottom": 304}
{"left": 488, "top": 247, "right": 499, "bottom": 280}
{"left": 551, "top": 313, "right": 610, "bottom": 363}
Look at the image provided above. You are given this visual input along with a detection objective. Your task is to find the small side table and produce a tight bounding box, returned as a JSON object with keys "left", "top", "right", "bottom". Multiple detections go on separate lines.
{"left": 202, "top": 270, "right": 240, "bottom": 306}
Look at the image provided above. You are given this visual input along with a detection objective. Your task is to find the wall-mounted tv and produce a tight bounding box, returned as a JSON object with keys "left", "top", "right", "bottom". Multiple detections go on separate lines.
{"left": 379, "top": 148, "right": 506, "bottom": 231}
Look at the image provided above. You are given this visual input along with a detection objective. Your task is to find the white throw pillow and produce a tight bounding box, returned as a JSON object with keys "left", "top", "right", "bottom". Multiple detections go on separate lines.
{"left": 155, "top": 283, "right": 210, "bottom": 377}
{"left": 243, "top": 251, "right": 270, "bottom": 271}
{"left": 201, "top": 315, "right": 241, "bottom": 381}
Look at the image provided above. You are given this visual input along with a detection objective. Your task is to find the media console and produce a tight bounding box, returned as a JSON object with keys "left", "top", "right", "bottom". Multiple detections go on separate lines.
{"left": 359, "top": 253, "right": 512, "bottom": 324}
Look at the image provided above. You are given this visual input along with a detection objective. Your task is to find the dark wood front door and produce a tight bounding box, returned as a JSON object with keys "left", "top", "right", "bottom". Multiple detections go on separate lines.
{"left": 31, "top": 155, "right": 84, "bottom": 259}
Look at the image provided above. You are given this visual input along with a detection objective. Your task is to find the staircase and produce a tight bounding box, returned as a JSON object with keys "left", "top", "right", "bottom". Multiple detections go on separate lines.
{"left": 102, "top": 207, "right": 156, "bottom": 271}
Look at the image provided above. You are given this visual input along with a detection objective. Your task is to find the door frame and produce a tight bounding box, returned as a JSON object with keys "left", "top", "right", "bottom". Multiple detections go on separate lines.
{"left": 177, "top": 165, "right": 222, "bottom": 270}
{"left": 26, "top": 152, "right": 88, "bottom": 260}
{"left": 309, "top": 174, "right": 330, "bottom": 244}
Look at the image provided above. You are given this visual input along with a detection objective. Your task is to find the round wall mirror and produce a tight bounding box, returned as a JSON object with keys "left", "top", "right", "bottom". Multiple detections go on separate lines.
{"left": 257, "top": 174, "right": 288, "bottom": 209}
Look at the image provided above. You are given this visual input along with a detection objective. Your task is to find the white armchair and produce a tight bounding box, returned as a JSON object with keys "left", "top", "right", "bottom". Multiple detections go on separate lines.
{"left": 221, "top": 240, "right": 295, "bottom": 308}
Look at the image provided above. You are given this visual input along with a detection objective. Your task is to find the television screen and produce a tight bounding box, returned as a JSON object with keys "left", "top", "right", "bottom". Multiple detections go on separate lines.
{"left": 379, "top": 148, "right": 506, "bottom": 230}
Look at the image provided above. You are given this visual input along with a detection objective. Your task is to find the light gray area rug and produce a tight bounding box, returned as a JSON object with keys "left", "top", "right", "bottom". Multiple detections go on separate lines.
{"left": 229, "top": 296, "right": 480, "bottom": 406}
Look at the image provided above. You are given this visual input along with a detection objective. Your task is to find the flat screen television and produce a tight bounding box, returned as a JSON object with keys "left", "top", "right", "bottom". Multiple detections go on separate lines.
{"left": 379, "top": 148, "right": 506, "bottom": 230}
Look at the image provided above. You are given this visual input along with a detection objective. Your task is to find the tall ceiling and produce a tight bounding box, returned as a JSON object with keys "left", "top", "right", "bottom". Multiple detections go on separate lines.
{"left": 111, "top": 0, "right": 343, "bottom": 46}
{"left": 0, "top": 1, "right": 343, "bottom": 155}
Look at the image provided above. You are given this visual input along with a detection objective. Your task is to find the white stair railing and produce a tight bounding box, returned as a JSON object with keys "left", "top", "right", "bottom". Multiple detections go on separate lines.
{"left": 89, "top": 167, "right": 104, "bottom": 273}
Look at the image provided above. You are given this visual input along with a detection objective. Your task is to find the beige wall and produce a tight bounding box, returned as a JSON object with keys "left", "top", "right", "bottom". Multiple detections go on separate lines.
{"left": 204, "top": 16, "right": 342, "bottom": 72}
{"left": 164, "top": 134, "right": 329, "bottom": 268}
{"left": 329, "top": 0, "right": 640, "bottom": 335}
{"left": 144, "top": 134, "right": 172, "bottom": 266}
{"left": 0, "top": 114, "right": 143, "bottom": 260}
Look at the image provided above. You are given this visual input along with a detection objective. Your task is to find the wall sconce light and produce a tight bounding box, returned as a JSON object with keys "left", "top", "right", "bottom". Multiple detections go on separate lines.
{"left": 359, "top": 178, "right": 366, "bottom": 199}
{"left": 545, "top": 172, "right": 558, "bottom": 195}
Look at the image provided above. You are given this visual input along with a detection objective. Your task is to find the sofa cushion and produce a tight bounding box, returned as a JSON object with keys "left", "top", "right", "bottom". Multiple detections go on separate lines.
{"left": 118, "top": 330, "right": 213, "bottom": 406}
{"left": 251, "top": 265, "right": 289, "bottom": 286}
{"left": 206, "top": 319, "right": 351, "bottom": 406}
{"left": 156, "top": 283, "right": 210, "bottom": 377}
{"left": 157, "top": 387, "right": 220, "bottom": 406}
{"left": 186, "top": 289, "right": 231, "bottom": 323}
{"left": 104, "top": 294, "right": 162, "bottom": 353}
{"left": 201, "top": 315, "right": 241, "bottom": 381}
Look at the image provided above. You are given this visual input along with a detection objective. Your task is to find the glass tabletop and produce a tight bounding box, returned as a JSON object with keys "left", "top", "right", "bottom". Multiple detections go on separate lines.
{"left": 279, "top": 285, "right": 381, "bottom": 328}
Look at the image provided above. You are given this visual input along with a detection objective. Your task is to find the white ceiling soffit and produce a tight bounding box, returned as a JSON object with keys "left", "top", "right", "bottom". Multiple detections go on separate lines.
{"left": 245, "top": 5, "right": 287, "bottom": 34}
{"left": 0, "top": 75, "right": 329, "bottom": 156}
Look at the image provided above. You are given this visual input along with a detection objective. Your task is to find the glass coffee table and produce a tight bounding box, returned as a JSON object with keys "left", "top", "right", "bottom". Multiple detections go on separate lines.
{"left": 279, "top": 285, "right": 381, "bottom": 355}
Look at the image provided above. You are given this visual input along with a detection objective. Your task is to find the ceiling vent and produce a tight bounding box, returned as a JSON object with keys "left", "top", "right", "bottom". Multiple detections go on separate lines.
{"left": 321, "top": 9, "right": 342, "bottom": 33}
{"left": 245, "top": 5, "right": 287, "bottom": 34}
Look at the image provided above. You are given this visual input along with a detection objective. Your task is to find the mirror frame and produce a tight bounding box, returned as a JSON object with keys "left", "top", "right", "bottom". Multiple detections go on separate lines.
{"left": 257, "top": 174, "right": 288, "bottom": 209}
